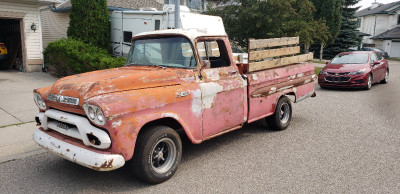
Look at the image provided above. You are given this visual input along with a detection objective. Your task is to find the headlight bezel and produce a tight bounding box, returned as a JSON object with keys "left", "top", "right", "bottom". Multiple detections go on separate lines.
{"left": 33, "top": 93, "right": 47, "bottom": 110}
{"left": 319, "top": 70, "right": 328, "bottom": 75}
{"left": 348, "top": 68, "right": 367, "bottom": 75}
{"left": 83, "top": 104, "right": 106, "bottom": 126}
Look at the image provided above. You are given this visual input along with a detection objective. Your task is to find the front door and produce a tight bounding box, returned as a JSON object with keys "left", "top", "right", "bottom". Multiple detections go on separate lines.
{"left": 196, "top": 39, "right": 247, "bottom": 138}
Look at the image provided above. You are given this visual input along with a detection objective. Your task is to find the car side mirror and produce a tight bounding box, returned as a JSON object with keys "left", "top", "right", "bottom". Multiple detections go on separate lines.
{"left": 199, "top": 60, "right": 211, "bottom": 80}
{"left": 373, "top": 61, "right": 380, "bottom": 65}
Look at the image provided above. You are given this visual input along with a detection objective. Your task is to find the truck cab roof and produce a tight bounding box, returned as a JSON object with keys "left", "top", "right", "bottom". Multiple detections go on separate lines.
{"left": 134, "top": 28, "right": 228, "bottom": 43}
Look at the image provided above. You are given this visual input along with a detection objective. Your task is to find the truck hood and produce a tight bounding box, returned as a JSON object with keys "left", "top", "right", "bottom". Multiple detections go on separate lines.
{"left": 47, "top": 67, "right": 184, "bottom": 104}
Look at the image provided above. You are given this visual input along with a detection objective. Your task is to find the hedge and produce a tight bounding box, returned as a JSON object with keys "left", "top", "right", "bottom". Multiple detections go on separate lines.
{"left": 43, "top": 38, "right": 125, "bottom": 77}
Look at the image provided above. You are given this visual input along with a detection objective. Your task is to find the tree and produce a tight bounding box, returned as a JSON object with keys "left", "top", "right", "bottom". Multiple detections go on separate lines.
{"left": 207, "top": 0, "right": 329, "bottom": 52}
{"left": 67, "top": 0, "right": 110, "bottom": 50}
{"left": 309, "top": 0, "right": 342, "bottom": 60}
{"left": 324, "top": 0, "right": 361, "bottom": 59}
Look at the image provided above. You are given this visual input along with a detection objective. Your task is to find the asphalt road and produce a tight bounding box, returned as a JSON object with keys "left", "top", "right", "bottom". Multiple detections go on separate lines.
{"left": 1, "top": 61, "right": 399, "bottom": 193}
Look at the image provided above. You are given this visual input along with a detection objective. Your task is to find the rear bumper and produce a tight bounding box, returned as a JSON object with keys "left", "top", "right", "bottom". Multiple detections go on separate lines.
{"left": 33, "top": 129, "right": 125, "bottom": 171}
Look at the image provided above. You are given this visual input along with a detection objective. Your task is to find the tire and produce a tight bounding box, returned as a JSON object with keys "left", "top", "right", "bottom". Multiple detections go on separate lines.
{"left": 380, "top": 69, "right": 389, "bottom": 84}
{"left": 365, "top": 74, "right": 372, "bottom": 90}
{"left": 130, "top": 126, "right": 182, "bottom": 184}
{"left": 266, "top": 96, "right": 292, "bottom": 131}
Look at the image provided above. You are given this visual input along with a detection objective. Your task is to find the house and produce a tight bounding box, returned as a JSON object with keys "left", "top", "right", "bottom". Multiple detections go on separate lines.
{"left": 355, "top": 1, "right": 400, "bottom": 58}
{"left": 41, "top": 0, "right": 206, "bottom": 50}
{"left": 0, "top": 0, "right": 64, "bottom": 72}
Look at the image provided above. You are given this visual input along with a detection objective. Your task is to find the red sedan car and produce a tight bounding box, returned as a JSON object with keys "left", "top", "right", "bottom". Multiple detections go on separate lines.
{"left": 318, "top": 51, "right": 389, "bottom": 90}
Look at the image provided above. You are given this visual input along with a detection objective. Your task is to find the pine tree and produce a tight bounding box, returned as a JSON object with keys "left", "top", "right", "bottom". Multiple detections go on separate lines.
{"left": 324, "top": 0, "right": 361, "bottom": 59}
{"left": 67, "top": 0, "right": 110, "bottom": 50}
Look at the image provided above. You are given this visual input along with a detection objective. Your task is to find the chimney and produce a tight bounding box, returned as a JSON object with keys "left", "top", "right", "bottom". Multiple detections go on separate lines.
{"left": 370, "top": 2, "right": 380, "bottom": 9}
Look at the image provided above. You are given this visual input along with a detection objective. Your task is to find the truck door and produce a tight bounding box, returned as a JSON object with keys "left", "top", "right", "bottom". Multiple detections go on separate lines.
{"left": 196, "top": 38, "right": 247, "bottom": 138}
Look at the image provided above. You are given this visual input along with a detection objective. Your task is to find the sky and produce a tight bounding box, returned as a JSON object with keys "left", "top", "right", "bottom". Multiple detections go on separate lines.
{"left": 355, "top": 0, "right": 400, "bottom": 10}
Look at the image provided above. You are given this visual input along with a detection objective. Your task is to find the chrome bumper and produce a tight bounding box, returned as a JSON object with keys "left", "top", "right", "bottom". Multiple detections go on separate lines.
{"left": 33, "top": 129, "right": 125, "bottom": 171}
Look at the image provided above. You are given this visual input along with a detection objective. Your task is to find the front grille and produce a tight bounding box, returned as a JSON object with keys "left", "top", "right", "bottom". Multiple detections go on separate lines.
{"left": 327, "top": 72, "right": 349, "bottom": 76}
{"left": 325, "top": 76, "right": 351, "bottom": 82}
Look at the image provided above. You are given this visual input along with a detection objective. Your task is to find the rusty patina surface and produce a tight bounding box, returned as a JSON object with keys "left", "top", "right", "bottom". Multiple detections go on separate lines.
{"left": 33, "top": 33, "right": 316, "bottom": 163}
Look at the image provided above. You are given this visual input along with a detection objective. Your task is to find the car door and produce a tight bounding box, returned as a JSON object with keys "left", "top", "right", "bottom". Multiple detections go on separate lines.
{"left": 370, "top": 53, "right": 385, "bottom": 82}
{"left": 196, "top": 38, "right": 247, "bottom": 138}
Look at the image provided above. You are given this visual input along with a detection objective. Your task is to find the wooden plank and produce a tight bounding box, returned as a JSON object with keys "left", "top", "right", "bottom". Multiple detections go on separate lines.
{"left": 249, "top": 37, "right": 299, "bottom": 50}
{"left": 249, "top": 46, "right": 300, "bottom": 61}
{"left": 249, "top": 53, "right": 313, "bottom": 72}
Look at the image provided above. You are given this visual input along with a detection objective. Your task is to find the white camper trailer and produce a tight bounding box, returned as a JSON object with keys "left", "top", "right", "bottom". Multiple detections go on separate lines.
{"left": 110, "top": 5, "right": 225, "bottom": 57}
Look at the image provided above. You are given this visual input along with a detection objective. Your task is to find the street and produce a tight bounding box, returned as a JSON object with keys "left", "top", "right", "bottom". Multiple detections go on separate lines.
{"left": 1, "top": 61, "right": 399, "bottom": 193}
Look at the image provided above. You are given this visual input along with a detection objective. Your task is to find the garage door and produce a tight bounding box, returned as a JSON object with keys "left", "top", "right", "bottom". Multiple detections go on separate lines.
{"left": 391, "top": 42, "right": 400, "bottom": 58}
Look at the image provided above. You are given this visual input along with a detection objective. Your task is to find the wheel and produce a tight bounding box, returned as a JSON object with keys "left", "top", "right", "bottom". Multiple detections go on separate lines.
{"left": 365, "top": 74, "right": 372, "bottom": 90}
{"left": 380, "top": 69, "right": 389, "bottom": 84}
{"left": 130, "top": 126, "right": 182, "bottom": 184}
{"left": 266, "top": 96, "right": 292, "bottom": 131}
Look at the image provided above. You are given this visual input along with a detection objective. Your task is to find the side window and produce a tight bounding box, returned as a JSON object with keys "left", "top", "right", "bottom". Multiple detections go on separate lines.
{"left": 196, "top": 40, "right": 229, "bottom": 68}
{"left": 124, "top": 31, "right": 132, "bottom": 43}
{"left": 376, "top": 53, "right": 383, "bottom": 61}
{"left": 370, "top": 53, "right": 378, "bottom": 63}
{"left": 154, "top": 20, "right": 160, "bottom": 30}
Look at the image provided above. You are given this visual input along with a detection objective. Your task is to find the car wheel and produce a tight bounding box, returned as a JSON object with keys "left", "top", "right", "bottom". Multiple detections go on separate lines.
{"left": 130, "top": 126, "right": 182, "bottom": 184}
{"left": 266, "top": 96, "right": 292, "bottom": 131}
{"left": 365, "top": 74, "right": 372, "bottom": 90}
{"left": 380, "top": 69, "right": 389, "bottom": 84}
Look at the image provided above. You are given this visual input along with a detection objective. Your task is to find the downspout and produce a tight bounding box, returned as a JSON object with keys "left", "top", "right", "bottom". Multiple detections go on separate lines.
{"left": 373, "top": 14, "right": 377, "bottom": 36}
{"left": 174, "top": 0, "right": 180, "bottom": 28}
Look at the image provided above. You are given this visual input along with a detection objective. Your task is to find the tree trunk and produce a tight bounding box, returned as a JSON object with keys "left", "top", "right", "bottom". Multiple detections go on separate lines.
{"left": 304, "top": 44, "right": 310, "bottom": 54}
{"left": 319, "top": 43, "right": 324, "bottom": 61}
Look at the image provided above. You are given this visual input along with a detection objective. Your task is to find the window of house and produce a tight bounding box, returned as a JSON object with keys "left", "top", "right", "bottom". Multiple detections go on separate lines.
{"left": 398, "top": 14, "right": 400, "bottom": 25}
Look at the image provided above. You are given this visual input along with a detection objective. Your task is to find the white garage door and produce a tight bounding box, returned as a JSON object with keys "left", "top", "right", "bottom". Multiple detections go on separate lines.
{"left": 391, "top": 42, "right": 400, "bottom": 58}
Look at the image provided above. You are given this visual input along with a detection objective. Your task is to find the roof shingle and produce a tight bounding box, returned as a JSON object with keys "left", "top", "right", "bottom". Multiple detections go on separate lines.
{"left": 355, "top": 1, "right": 400, "bottom": 17}
{"left": 371, "top": 27, "right": 400, "bottom": 39}
{"left": 56, "top": 0, "right": 163, "bottom": 11}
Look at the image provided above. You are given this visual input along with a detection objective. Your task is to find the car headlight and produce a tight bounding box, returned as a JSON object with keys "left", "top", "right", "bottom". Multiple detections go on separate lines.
{"left": 348, "top": 68, "right": 367, "bottom": 75}
{"left": 319, "top": 70, "right": 328, "bottom": 75}
{"left": 33, "top": 93, "right": 46, "bottom": 110}
{"left": 83, "top": 104, "right": 106, "bottom": 126}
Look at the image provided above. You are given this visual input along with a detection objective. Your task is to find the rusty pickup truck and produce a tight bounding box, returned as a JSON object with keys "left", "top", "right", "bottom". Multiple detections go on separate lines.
{"left": 33, "top": 29, "right": 316, "bottom": 183}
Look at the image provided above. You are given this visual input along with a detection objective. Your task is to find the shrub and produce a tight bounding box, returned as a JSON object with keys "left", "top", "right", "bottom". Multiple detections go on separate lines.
{"left": 43, "top": 38, "right": 125, "bottom": 77}
{"left": 67, "top": 0, "right": 110, "bottom": 50}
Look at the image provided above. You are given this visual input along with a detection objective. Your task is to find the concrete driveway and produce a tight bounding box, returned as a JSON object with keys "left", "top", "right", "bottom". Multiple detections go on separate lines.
{"left": 0, "top": 70, "right": 56, "bottom": 126}
{"left": 0, "top": 70, "right": 56, "bottom": 162}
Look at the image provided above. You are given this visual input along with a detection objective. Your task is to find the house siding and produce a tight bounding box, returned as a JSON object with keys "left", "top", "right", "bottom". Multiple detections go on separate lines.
{"left": 40, "top": 8, "right": 69, "bottom": 48}
{"left": 0, "top": 2, "right": 41, "bottom": 60}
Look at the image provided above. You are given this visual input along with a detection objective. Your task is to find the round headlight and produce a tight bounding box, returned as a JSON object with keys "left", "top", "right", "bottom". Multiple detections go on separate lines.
{"left": 96, "top": 109, "right": 105, "bottom": 123}
{"left": 88, "top": 106, "right": 96, "bottom": 120}
{"left": 33, "top": 93, "right": 46, "bottom": 110}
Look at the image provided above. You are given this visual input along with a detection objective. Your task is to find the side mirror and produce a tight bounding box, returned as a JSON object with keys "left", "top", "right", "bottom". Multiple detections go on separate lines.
{"left": 326, "top": 61, "right": 330, "bottom": 65}
{"left": 373, "top": 61, "right": 380, "bottom": 65}
{"left": 199, "top": 60, "right": 211, "bottom": 80}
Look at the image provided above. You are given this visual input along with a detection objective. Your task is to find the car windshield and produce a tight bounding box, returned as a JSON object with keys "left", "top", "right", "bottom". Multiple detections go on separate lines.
{"left": 125, "top": 36, "right": 197, "bottom": 68}
{"left": 330, "top": 53, "right": 369, "bottom": 64}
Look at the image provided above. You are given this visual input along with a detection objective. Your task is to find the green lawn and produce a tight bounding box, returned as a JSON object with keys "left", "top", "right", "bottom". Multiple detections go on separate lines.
{"left": 315, "top": 66, "right": 323, "bottom": 75}
{"left": 388, "top": 58, "right": 400, "bottom": 62}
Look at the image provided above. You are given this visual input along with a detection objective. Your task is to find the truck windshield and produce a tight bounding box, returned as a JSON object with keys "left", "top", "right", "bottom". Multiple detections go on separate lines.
{"left": 125, "top": 36, "right": 197, "bottom": 68}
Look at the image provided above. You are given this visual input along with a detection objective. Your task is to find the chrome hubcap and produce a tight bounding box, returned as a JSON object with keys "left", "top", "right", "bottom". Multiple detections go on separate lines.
{"left": 279, "top": 102, "right": 290, "bottom": 124}
{"left": 367, "top": 76, "right": 372, "bottom": 88}
{"left": 151, "top": 138, "right": 176, "bottom": 174}
{"left": 385, "top": 71, "right": 389, "bottom": 82}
